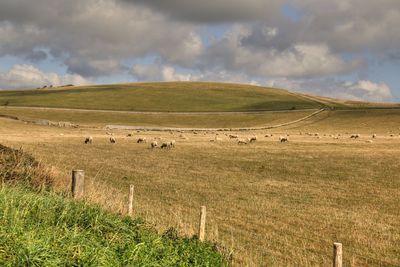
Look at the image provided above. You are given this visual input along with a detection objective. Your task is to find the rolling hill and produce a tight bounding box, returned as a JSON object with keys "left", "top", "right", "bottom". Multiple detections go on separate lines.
{"left": 0, "top": 82, "right": 325, "bottom": 112}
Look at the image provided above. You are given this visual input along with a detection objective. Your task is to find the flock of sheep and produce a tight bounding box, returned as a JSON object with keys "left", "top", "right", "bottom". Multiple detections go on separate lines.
{"left": 84, "top": 135, "right": 176, "bottom": 149}
{"left": 83, "top": 131, "right": 393, "bottom": 148}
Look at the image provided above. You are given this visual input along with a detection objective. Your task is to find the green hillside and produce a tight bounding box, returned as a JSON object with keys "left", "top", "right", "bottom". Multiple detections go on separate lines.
{"left": 0, "top": 82, "right": 323, "bottom": 112}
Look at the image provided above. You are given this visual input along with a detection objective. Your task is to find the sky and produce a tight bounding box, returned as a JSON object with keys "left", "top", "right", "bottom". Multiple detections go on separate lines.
{"left": 0, "top": 0, "right": 399, "bottom": 102}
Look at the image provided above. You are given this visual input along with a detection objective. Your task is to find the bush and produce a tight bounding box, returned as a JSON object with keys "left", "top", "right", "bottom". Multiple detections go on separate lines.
{"left": 0, "top": 145, "right": 53, "bottom": 190}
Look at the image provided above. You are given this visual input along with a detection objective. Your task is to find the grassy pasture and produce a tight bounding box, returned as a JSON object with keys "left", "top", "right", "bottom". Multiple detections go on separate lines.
{"left": 1, "top": 108, "right": 399, "bottom": 266}
{"left": 0, "top": 82, "right": 323, "bottom": 112}
{"left": 0, "top": 107, "right": 315, "bottom": 128}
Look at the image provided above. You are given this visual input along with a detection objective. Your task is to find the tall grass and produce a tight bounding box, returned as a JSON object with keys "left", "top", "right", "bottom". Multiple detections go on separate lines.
{"left": 0, "top": 145, "right": 229, "bottom": 266}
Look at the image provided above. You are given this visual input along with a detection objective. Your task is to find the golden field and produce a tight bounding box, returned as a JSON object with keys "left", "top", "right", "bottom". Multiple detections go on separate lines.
{"left": 1, "top": 107, "right": 399, "bottom": 266}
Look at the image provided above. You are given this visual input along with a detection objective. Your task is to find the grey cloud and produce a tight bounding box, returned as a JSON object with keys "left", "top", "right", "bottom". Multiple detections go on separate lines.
{"left": 0, "top": 0, "right": 203, "bottom": 77}
{"left": 0, "top": 0, "right": 399, "bottom": 97}
{"left": 124, "top": 0, "right": 284, "bottom": 23}
{"left": 268, "top": 78, "right": 393, "bottom": 102}
{"left": 25, "top": 50, "right": 48, "bottom": 63}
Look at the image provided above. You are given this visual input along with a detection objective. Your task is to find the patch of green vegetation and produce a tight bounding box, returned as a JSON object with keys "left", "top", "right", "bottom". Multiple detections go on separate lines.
{"left": 0, "top": 145, "right": 229, "bottom": 266}
{"left": 0, "top": 186, "right": 228, "bottom": 266}
{"left": 0, "top": 82, "right": 322, "bottom": 112}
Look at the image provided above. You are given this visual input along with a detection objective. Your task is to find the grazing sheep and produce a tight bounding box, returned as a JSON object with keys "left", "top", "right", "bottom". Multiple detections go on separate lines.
{"left": 84, "top": 136, "right": 93, "bottom": 144}
{"left": 110, "top": 137, "right": 116, "bottom": 143}
{"left": 350, "top": 134, "right": 360, "bottom": 139}
{"left": 372, "top": 134, "right": 377, "bottom": 138}
{"left": 150, "top": 141, "right": 158, "bottom": 148}
{"left": 137, "top": 137, "right": 147, "bottom": 143}
{"left": 127, "top": 133, "right": 133, "bottom": 137}
{"left": 160, "top": 142, "right": 170, "bottom": 149}
{"left": 249, "top": 136, "right": 257, "bottom": 143}
{"left": 106, "top": 132, "right": 113, "bottom": 136}
{"left": 279, "top": 136, "right": 289, "bottom": 143}
{"left": 169, "top": 140, "right": 176, "bottom": 148}
{"left": 237, "top": 138, "right": 249, "bottom": 145}
{"left": 229, "top": 134, "right": 238, "bottom": 139}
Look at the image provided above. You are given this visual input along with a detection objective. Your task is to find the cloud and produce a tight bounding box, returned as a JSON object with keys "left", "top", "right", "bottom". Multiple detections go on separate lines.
{"left": 200, "top": 24, "right": 361, "bottom": 78}
{"left": 0, "top": 0, "right": 399, "bottom": 101}
{"left": 125, "top": 0, "right": 284, "bottom": 23}
{"left": 0, "top": 0, "right": 204, "bottom": 77}
{"left": 268, "top": 78, "right": 393, "bottom": 102}
{"left": 132, "top": 62, "right": 260, "bottom": 85}
{"left": 0, "top": 64, "right": 90, "bottom": 90}
{"left": 132, "top": 63, "right": 192, "bottom": 82}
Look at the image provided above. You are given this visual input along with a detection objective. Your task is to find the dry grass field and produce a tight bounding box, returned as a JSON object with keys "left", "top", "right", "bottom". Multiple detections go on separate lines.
{"left": 1, "top": 107, "right": 399, "bottom": 266}
{"left": 0, "top": 106, "right": 316, "bottom": 129}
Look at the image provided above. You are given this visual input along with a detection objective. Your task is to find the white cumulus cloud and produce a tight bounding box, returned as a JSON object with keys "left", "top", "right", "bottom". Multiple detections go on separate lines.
{"left": 0, "top": 64, "right": 90, "bottom": 90}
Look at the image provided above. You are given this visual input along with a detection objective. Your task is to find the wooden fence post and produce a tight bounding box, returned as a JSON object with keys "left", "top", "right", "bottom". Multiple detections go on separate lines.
{"left": 128, "top": 185, "right": 134, "bottom": 216}
{"left": 198, "top": 206, "right": 206, "bottom": 241}
{"left": 71, "top": 170, "right": 84, "bottom": 199}
{"left": 333, "top": 242, "right": 343, "bottom": 267}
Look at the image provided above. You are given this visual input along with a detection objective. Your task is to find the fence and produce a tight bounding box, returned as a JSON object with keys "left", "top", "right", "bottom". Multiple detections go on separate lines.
{"left": 70, "top": 169, "right": 397, "bottom": 266}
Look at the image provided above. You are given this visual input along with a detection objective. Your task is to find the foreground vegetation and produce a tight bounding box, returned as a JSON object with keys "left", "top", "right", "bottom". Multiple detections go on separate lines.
{"left": 0, "top": 144, "right": 229, "bottom": 266}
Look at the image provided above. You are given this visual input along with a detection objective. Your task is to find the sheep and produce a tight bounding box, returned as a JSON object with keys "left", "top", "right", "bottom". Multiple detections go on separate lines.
{"left": 127, "top": 133, "right": 133, "bottom": 137}
{"left": 169, "top": 140, "right": 176, "bottom": 148}
{"left": 160, "top": 142, "right": 170, "bottom": 149}
{"left": 106, "top": 132, "right": 113, "bottom": 136}
{"left": 279, "top": 136, "right": 289, "bottom": 143}
{"left": 249, "top": 136, "right": 257, "bottom": 143}
{"left": 265, "top": 134, "right": 271, "bottom": 137}
{"left": 137, "top": 137, "right": 147, "bottom": 143}
{"left": 110, "top": 137, "right": 116, "bottom": 143}
{"left": 372, "top": 134, "right": 377, "bottom": 138}
{"left": 150, "top": 141, "right": 158, "bottom": 148}
{"left": 350, "top": 134, "right": 360, "bottom": 139}
{"left": 237, "top": 138, "right": 249, "bottom": 145}
{"left": 84, "top": 136, "right": 93, "bottom": 144}
{"left": 229, "top": 134, "right": 238, "bottom": 139}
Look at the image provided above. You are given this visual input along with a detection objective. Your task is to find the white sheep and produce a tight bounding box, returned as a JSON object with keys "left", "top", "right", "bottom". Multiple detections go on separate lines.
{"left": 137, "top": 137, "right": 147, "bottom": 143}
{"left": 151, "top": 141, "right": 158, "bottom": 148}
{"left": 169, "top": 140, "right": 176, "bottom": 148}
{"left": 84, "top": 136, "right": 93, "bottom": 144}
{"left": 238, "top": 138, "right": 249, "bottom": 145}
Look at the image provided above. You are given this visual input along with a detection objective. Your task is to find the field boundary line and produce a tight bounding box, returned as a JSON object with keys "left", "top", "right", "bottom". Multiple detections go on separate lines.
{"left": 0, "top": 105, "right": 320, "bottom": 115}
{"left": 104, "top": 108, "right": 326, "bottom": 131}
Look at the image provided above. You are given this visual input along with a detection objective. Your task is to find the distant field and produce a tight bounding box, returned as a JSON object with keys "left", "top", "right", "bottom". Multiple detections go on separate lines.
{"left": 0, "top": 107, "right": 315, "bottom": 128}
{"left": 0, "top": 82, "right": 323, "bottom": 112}
{"left": 285, "top": 109, "right": 400, "bottom": 134}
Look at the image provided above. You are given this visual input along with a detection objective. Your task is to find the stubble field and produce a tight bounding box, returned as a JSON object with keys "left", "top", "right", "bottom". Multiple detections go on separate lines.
{"left": 1, "top": 108, "right": 399, "bottom": 266}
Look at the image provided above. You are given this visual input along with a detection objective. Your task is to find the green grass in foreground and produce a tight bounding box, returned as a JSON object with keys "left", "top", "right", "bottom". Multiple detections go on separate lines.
{"left": 0, "top": 144, "right": 228, "bottom": 266}
{"left": 0, "top": 186, "right": 228, "bottom": 266}
{"left": 0, "top": 82, "right": 322, "bottom": 112}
